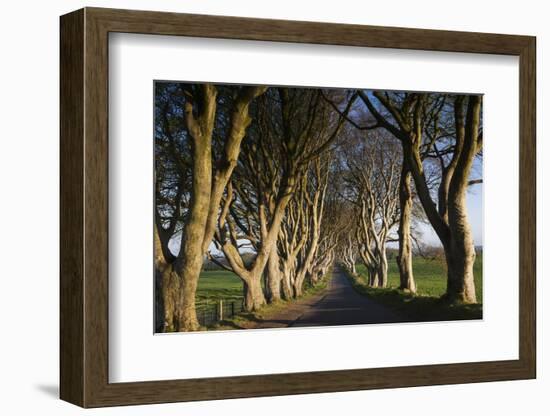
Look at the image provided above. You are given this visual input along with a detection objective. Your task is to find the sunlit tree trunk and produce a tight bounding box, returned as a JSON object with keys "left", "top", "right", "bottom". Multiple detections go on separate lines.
{"left": 265, "top": 248, "right": 282, "bottom": 302}
{"left": 281, "top": 262, "right": 294, "bottom": 300}
{"left": 378, "top": 245, "right": 389, "bottom": 288}
{"left": 444, "top": 96, "right": 481, "bottom": 303}
{"left": 171, "top": 86, "right": 216, "bottom": 331}
{"left": 243, "top": 276, "right": 266, "bottom": 312}
{"left": 396, "top": 161, "right": 416, "bottom": 293}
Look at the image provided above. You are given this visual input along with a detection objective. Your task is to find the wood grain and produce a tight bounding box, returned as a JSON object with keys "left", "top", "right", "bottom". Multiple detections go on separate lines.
{"left": 59, "top": 7, "right": 537, "bottom": 408}
{"left": 59, "top": 8, "right": 84, "bottom": 407}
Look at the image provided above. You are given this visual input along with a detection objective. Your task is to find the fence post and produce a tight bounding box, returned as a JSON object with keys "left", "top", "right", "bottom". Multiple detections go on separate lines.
{"left": 218, "top": 300, "right": 223, "bottom": 321}
{"left": 231, "top": 302, "right": 235, "bottom": 317}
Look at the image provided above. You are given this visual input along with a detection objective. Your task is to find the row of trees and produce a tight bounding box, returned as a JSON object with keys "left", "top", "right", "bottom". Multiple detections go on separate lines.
{"left": 154, "top": 83, "right": 482, "bottom": 332}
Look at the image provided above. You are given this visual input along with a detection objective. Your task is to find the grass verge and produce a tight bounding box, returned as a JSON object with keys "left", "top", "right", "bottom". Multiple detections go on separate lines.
{"left": 345, "top": 269, "right": 482, "bottom": 322}
{"left": 209, "top": 273, "right": 331, "bottom": 330}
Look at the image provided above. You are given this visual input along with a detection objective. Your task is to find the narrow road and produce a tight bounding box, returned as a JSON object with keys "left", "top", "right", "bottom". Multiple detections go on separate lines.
{"left": 291, "top": 268, "right": 402, "bottom": 327}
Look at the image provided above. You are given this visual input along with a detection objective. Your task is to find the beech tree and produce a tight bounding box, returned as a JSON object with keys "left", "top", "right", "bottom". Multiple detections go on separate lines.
{"left": 276, "top": 155, "right": 335, "bottom": 298}
{"left": 212, "top": 88, "right": 353, "bottom": 310}
{"left": 291, "top": 156, "right": 332, "bottom": 296}
{"left": 155, "top": 83, "right": 266, "bottom": 331}
{"left": 324, "top": 93, "right": 417, "bottom": 292}
{"left": 359, "top": 91, "right": 482, "bottom": 303}
{"left": 277, "top": 175, "right": 311, "bottom": 299}
{"left": 342, "top": 131, "right": 400, "bottom": 287}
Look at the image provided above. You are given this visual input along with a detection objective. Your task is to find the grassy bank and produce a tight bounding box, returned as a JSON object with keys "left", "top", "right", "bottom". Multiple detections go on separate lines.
{"left": 355, "top": 256, "right": 482, "bottom": 302}
{"left": 220, "top": 276, "right": 329, "bottom": 330}
{"left": 349, "top": 257, "right": 483, "bottom": 322}
{"left": 197, "top": 271, "right": 331, "bottom": 330}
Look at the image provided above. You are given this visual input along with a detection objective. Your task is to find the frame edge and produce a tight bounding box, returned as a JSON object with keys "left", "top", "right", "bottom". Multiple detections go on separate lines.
{"left": 60, "top": 8, "right": 86, "bottom": 408}
{"left": 518, "top": 36, "right": 537, "bottom": 379}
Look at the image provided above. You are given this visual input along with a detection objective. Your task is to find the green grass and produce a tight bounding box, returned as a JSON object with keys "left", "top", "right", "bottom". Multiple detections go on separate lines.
{"left": 205, "top": 272, "right": 331, "bottom": 330}
{"left": 195, "top": 270, "right": 244, "bottom": 313}
{"left": 356, "top": 256, "right": 483, "bottom": 303}
{"left": 349, "top": 256, "right": 483, "bottom": 322}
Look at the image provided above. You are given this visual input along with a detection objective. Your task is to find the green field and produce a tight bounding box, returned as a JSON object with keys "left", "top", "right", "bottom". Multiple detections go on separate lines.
{"left": 195, "top": 270, "right": 244, "bottom": 312}
{"left": 348, "top": 256, "right": 483, "bottom": 322}
{"left": 195, "top": 257, "right": 483, "bottom": 325}
{"left": 355, "top": 255, "right": 483, "bottom": 303}
{"left": 195, "top": 269, "right": 329, "bottom": 329}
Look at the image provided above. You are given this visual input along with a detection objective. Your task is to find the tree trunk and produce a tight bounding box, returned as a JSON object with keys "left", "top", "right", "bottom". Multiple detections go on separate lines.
{"left": 445, "top": 176, "right": 477, "bottom": 303}
{"left": 396, "top": 162, "right": 416, "bottom": 293}
{"left": 175, "top": 269, "right": 200, "bottom": 330}
{"left": 293, "top": 270, "right": 305, "bottom": 297}
{"left": 165, "top": 84, "right": 216, "bottom": 332}
{"left": 160, "top": 268, "right": 179, "bottom": 332}
{"left": 243, "top": 276, "right": 266, "bottom": 311}
{"left": 281, "top": 264, "right": 294, "bottom": 300}
{"left": 369, "top": 266, "right": 379, "bottom": 287}
{"left": 378, "top": 248, "right": 388, "bottom": 288}
{"left": 154, "top": 268, "right": 164, "bottom": 332}
{"left": 266, "top": 249, "right": 282, "bottom": 303}
{"left": 155, "top": 223, "right": 180, "bottom": 332}
{"left": 444, "top": 95, "right": 481, "bottom": 304}
{"left": 443, "top": 235, "right": 476, "bottom": 303}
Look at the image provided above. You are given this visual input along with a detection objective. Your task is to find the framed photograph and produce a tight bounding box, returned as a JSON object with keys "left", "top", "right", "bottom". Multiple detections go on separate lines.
{"left": 60, "top": 7, "right": 536, "bottom": 408}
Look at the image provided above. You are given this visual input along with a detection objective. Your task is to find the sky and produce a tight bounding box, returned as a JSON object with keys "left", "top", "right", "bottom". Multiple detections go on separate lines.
{"left": 415, "top": 183, "right": 483, "bottom": 247}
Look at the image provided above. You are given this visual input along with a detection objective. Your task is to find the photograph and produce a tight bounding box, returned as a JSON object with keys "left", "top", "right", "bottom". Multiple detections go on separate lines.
{"left": 154, "top": 83, "right": 483, "bottom": 333}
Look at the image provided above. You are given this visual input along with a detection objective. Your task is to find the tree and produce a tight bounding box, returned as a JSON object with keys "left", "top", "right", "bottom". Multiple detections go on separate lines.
{"left": 212, "top": 88, "right": 353, "bottom": 310}
{"left": 292, "top": 156, "right": 332, "bottom": 296}
{"left": 323, "top": 92, "right": 417, "bottom": 292}
{"left": 278, "top": 175, "right": 311, "bottom": 299}
{"left": 276, "top": 156, "right": 334, "bottom": 299}
{"left": 360, "top": 91, "right": 482, "bottom": 303}
{"left": 342, "top": 131, "right": 400, "bottom": 287}
{"left": 155, "top": 83, "right": 266, "bottom": 331}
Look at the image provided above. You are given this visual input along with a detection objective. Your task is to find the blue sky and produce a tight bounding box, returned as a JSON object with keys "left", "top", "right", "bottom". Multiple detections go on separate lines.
{"left": 416, "top": 183, "right": 483, "bottom": 247}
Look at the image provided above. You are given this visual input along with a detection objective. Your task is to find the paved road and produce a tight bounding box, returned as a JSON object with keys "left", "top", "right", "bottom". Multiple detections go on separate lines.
{"left": 291, "top": 268, "right": 402, "bottom": 327}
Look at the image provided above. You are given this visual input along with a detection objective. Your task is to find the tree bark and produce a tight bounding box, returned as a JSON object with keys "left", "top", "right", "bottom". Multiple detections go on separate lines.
{"left": 281, "top": 264, "right": 294, "bottom": 300}
{"left": 396, "top": 160, "right": 416, "bottom": 293}
{"left": 369, "top": 267, "right": 379, "bottom": 287}
{"left": 160, "top": 269, "right": 180, "bottom": 332}
{"left": 266, "top": 248, "right": 282, "bottom": 302}
{"left": 443, "top": 239, "right": 476, "bottom": 303}
{"left": 378, "top": 247, "right": 388, "bottom": 288}
{"left": 243, "top": 276, "right": 266, "bottom": 311}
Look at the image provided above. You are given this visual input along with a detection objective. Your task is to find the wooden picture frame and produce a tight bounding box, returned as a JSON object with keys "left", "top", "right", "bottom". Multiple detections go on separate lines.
{"left": 60, "top": 7, "right": 536, "bottom": 408}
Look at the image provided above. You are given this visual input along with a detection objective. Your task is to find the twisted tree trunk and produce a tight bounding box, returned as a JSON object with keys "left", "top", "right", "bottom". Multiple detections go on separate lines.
{"left": 444, "top": 96, "right": 481, "bottom": 303}
{"left": 396, "top": 161, "right": 416, "bottom": 293}
{"left": 281, "top": 263, "right": 294, "bottom": 300}
{"left": 243, "top": 276, "right": 266, "bottom": 311}
{"left": 378, "top": 246, "right": 389, "bottom": 288}
{"left": 265, "top": 248, "right": 282, "bottom": 303}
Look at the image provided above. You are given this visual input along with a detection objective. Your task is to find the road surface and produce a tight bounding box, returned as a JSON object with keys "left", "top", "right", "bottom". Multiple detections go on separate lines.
{"left": 290, "top": 268, "right": 402, "bottom": 327}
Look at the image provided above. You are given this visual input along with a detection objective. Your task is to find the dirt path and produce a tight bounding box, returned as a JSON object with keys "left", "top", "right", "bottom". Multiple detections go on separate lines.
{"left": 244, "top": 268, "right": 402, "bottom": 329}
